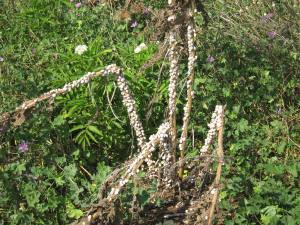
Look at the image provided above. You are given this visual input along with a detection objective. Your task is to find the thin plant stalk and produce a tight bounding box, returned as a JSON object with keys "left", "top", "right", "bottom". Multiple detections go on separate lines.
{"left": 207, "top": 106, "right": 225, "bottom": 225}
{"left": 0, "top": 64, "right": 147, "bottom": 151}
{"left": 167, "top": 0, "right": 179, "bottom": 161}
{"left": 178, "top": 9, "right": 197, "bottom": 178}
{"left": 168, "top": 20, "right": 180, "bottom": 164}
{"left": 107, "top": 122, "right": 170, "bottom": 201}
{"left": 1, "top": 65, "right": 120, "bottom": 127}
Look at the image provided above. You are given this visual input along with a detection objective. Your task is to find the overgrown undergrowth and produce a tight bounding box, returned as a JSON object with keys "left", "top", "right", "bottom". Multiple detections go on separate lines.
{"left": 0, "top": 0, "right": 299, "bottom": 225}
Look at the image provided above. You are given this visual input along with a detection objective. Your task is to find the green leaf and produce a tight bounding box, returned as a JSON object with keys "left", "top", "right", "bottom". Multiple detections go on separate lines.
{"left": 55, "top": 176, "right": 65, "bottom": 186}
{"left": 67, "top": 202, "right": 83, "bottom": 219}
{"left": 194, "top": 77, "right": 206, "bottom": 85}
{"left": 290, "top": 52, "right": 297, "bottom": 60}
{"left": 288, "top": 164, "right": 298, "bottom": 177}
{"left": 261, "top": 205, "right": 281, "bottom": 225}
{"left": 55, "top": 156, "right": 66, "bottom": 165}
{"left": 264, "top": 164, "right": 284, "bottom": 175}
{"left": 86, "top": 130, "right": 98, "bottom": 143}
{"left": 238, "top": 119, "right": 249, "bottom": 132}
{"left": 270, "top": 120, "right": 283, "bottom": 129}
{"left": 52, "top": 115, "right": 65, "bottom": 126}
{"left": 88, "top": 125, "right": 102, "bottom": 136}
{"left": 112, "top": 120, "right": 122, "bottom": 129}
{"left": 84, "top": 134, "right": 91, "bottom": 146}
{"left": 139, "top": 190, "right": 150, "bottom": 207}
{"left": 98, "top": 49, "right": 113, "bottom": 56}
{"left": 63, "top": 164, "right": 77, "bottom": 178}
{"left": 68, "top": 209, "right": 83, "bottom": 219}
{"left": 75, "top": 130, "right": 86, "bottom": 142}
{"left": 15, "top": 163, "right": 26, "bottom": 175}
{"left": 23, "top": 184, "right": 41, "bottom": 208}
{"left": 277, "top": 141, "right": 286, "bottom": 154}
{"left": 64, "top": 105, "right": 79, "bottom": 118}
{"left": 70, "top": 125, "right": 85, "bottom": 132}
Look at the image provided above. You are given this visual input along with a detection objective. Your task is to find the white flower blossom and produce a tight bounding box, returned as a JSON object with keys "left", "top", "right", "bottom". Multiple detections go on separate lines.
{"left": 134, "top": 43, "right": 147, "bottom": 54}
{"left": 75, "top": 44, "right": 88, "bottom": 55}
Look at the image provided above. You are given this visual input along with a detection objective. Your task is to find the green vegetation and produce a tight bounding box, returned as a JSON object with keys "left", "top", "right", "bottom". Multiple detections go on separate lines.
{"left": 0, "top": 0, "right": 299, "bottom": 224}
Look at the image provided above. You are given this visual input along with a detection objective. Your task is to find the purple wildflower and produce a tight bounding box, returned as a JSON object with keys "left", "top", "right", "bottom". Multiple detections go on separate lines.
{"left": 75, "top": 2, "right": 81, "bottom": 8}
{"left": 18, "top": 141, "right": 29, "bottom": 153}
{"left": 31, "top": 48, "right": 36, "bottom": 54}
{"left": 0, "top": 125, "right": 7, "bottom": 134}
{"left": 268, "top": 31, "right": 277, "bottom": 39}
{"left": 143, "top": 8, "right": 150, "bottom": 15}
{"left": 0, "top": 57, "right": 4, "bottom": 62}
{"left": 131, "top": 21, "right": 138, "bottom": 28}
{"left": 261, "top": 12, "right": 274, "bottom": 22}
{"left": 207, "top": 55, "right": 215, "bottom": 63}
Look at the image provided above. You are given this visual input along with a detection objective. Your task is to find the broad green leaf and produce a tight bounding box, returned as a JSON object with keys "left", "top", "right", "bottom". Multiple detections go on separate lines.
{"left": 63, "top": 164, "right": 77, "bottom": 178}
{"left": 52, "top": 115, "right": 65, "bottom": 126}
{"left": 68, "top": 209, "right": 83, "bottom": 219}
{"left": 288, "top": 164, "right": 298, "bottom": 178}
{"left": 88, "top": 125, "right": 102, "bottom": 136}
{"left": 55, "top": 176, "right": 65, "bottom": 186}
{"left": 70, "top": 125, "right": 85, "bottom": 132}
{"left": 277, "top": 141, "right": 286, "bottom": 154}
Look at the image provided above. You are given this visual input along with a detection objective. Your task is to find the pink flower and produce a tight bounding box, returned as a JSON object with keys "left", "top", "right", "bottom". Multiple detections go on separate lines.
{"left": 131, "top": 21, "right": 138, "bottom": 28}
{"left": 207, "top": 55, "right": 215, "bottom": 63}
{"left": 261, "top": 13, "right": 274, "bottom": 22}
{"left": 268, "top": 31, "right": 277, "bottom": 39}
{"left": 75, "top": 2, "right": 81, "bottom": 8}
{"left": 143, "top": 8, "right": 150, "bottom": 15}
{"left": 18, "top": 141, "right": 29, "bottom": 153}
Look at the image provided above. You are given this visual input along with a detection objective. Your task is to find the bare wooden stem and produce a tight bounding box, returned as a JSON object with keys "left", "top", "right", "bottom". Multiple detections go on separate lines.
{"left": 80, "top": 165, "right": 93, "bottom": 179}
{"left": 1, "top": 65, "right": 118, "bottom": 128}
{"left": 73, "top": 123, "right": 170, "bottom": 225}
{"left": 116, "top": 73, "right": 146, "bottom": 150}
{"left": 207, "top": 106, "right": 225, "bottom": 225}
{"left": 168, "top": 29, "right": 179, "bottom": 164}
{"left": 107, "top": 122, "right": 169, "bottom": 202}
{"left": 0, "top": 65, "right": 146, "bottom": 151}
{"left": 178, "top": 11, "right": 197, "bottom": 178}
{"left": 167, "top": 0, "right": 181, "bottom": 167}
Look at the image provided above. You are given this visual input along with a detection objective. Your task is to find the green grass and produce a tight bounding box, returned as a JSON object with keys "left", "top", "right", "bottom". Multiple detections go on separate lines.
{"left": 0, "top": 0, "right": 299, "bottom": 224}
